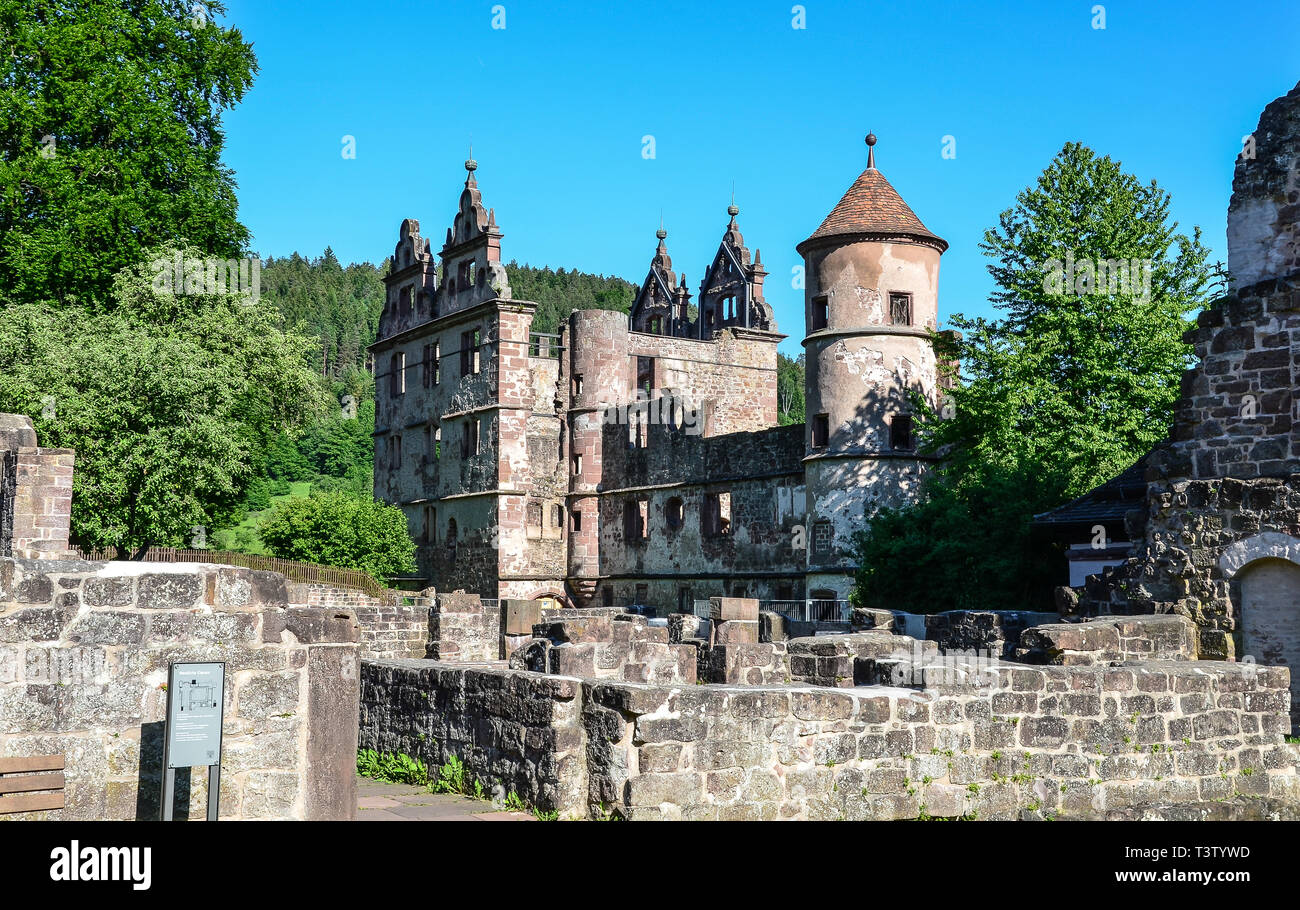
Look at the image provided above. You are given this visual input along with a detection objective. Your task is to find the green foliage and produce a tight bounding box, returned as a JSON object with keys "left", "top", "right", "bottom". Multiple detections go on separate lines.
{"left": 259, "top": 250, "right": 386, "bottom": 381}
{"left": 854, "top": 143, "right": 1218, "bottom": 612}
{"left": 777, "top": 353, "right": 806, "bottom": 426}
{"left": 504, "top": 261, "right": 635, "bottom": 335}
{"left": 0, "top": 0, "right": 257, "bottom": 307}
{"left": 431, "top": 755, "right": 469, "bottom": 795}
{"left": 356, "top": 749, "right": 430, "bottom": 786}
{"left": 258, "top": 489, "right": 415, "bottom": 580}
{"left": 0, "top": 244, "right": 325, "bottom": 553}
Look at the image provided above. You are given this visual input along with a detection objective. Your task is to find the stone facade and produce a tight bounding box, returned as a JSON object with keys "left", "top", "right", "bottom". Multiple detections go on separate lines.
{"left": 292, "top": 583, "right": 429, "bottom": 661}
{"left": 360, "top": 655, "right": 1300, "bottom": 821}
{"left": 0, "top": 557, "right": 361, "bottom": 820}
{"left": 371, "top": 138, "right": 950, "bottom": 613}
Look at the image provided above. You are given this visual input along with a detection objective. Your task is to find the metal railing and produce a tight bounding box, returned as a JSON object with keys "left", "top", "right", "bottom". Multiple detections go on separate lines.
{"left": 761, "top": 599, "right": 852, "bottom": 624}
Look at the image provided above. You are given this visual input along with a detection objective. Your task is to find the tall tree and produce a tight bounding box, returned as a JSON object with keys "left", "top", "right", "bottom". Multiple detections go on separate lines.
{"left": 0, "top": 245, "right": 326, "bottom": 554}
{"left": 853, "top": 142, "right": 1220, "bottom": 612}
{"left": 0, "top": 0, "right": 257, "bottom": 307}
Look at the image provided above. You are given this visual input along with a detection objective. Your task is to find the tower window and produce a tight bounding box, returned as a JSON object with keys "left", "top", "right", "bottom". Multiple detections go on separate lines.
{"left": 389, "top": 433, "right": 402, "bottom": 470}
{"left": 462, "top": 417, "right": 481, "bottom": 457}
{"left": 889, "top": 293, "right": 913, "bottom": 326}
{"left": 811, "top": 295, "right": 829, "bottom": 331}
{"left": 812, "top": 413, "right": 830, "bottom": 449}
{"left": 573, "top": 374, "right": 583, "bottom": 397}
{"left": 551, "top": 504, "right": 564, "bottom": 529}
{"left": 571, "top": 508, "right": 583, "bottom": 532}
{"left": 890, "top": 414, "right": 914, "bottom": 450}
{"left": 573, "top": 453, "right": 582, "bottom": 476}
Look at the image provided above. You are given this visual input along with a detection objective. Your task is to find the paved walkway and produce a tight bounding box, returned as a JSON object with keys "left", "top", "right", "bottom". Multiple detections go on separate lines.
{"left": 356, "top": 775, "right": 536, "bottom": 821}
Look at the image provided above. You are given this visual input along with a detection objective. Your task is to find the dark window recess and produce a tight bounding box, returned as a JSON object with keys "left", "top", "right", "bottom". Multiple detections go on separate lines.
{"left": 602, "top": 587, "right": 614, "bottom": 607}
{"left": 551, "top": 504, "right": 563, "bottom": 528}
{"left": 889, "top": 293, "right": 912, "bottom": 326}
{"left": 460, "top": 329, "right": 481, "bottom": 376}
{"left": 890, "top": 414, "right": 914, "bottom": 450}
{"left": 635, "top": 584, "right": 648, "bottom": 604}
{"left": 811, "top": 295, "right": 829, "bottom": 331}
{"left": 812, "top": 413, "right": 830, "bottom": 449}
{"left": 702, "top": 492, "right": 731, "bottom": 537}
{"left": 777, "top": 583, "right": 794, "bottom": 601}
{"left": 623, "top": 499, "right": 648, "bottom": 541}
{"left": 636, "top": 356, "right": 655, "bottom": 396}
{"left": 571, "top": 508, "right": 582, "bottom": 532}
{"left": 665, "top": 497, "right": 684, "bottom": 531}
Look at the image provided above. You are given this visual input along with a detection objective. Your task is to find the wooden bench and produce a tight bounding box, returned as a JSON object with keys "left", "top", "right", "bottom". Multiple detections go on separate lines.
{"left": 0, "top": 755, "right": 65, "bottom": 814}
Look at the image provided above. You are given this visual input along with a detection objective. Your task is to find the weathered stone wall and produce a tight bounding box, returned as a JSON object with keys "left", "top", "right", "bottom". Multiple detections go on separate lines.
{"left": 0, "top": 415, "right": 73, "bottom": 561}
{"left": 924, "top": 610, "right": 1060, "bottom": 661}
{"left": 1016, "top": 615, "right": 1198, "bottom": 666}
{"left": 1228, "top": 79, "right": 1300, "bottom": 290}
{"left": 293, "top": 583, "right": 430, "bottom": 661}
{"left": 359, "top": 661, "right": 586, "bottom": 816}
{"left": 0, "top": 558, "right": 361, "bottom": 820}
{"left": 427, "top": 591, "right": 500, "bottom": 661}
{"left": 509, "top": 610, "right": 696, "bottom": 685}
{"left": 360, "top": 657, "right": 1300, "bottom": 820}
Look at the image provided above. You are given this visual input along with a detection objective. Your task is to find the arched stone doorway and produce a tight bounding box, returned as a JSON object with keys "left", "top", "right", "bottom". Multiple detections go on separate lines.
{"left": 1220, "top": 533, "right": 1300, "bottom": 732}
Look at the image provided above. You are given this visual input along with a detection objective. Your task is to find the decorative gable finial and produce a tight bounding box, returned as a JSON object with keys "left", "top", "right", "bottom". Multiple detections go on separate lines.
{"left": 866, "top": 132, "right": 877, "bottom": 170}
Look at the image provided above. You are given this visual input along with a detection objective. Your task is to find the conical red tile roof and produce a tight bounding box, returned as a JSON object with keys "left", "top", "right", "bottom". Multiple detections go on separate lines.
{"left": 800, "top": 167, "right": 946, "bottom": 252}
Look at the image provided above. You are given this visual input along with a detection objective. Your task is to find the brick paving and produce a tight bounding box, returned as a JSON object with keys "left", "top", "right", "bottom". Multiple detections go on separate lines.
{"left": 355, "top": 775, "right": 536, "bottom": 821}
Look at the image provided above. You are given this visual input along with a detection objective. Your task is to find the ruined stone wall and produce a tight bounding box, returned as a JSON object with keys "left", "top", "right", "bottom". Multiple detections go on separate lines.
{"left": 593, "top": 422, "right": 806, "bottom": 611}
{"left": 1227, "top": 79, "right": 1300, "bottom": 291}
{"left": 925, "top": 611, "right": 1059, "bottom": 661}
{"left": 360, "top": 657, "right": 1300, "bottom": 820}
{"left": 0, "top": 558, "right": 360, "bottom": 820}
{"left": 510, "top": 611, "right": 697, "bottom": 685}
{"left": 0, "top": 415, "right": 73, "bottom": 561}
{"left": 292, "top": 583, "right": 429, "bottom": 661}
{"left": 624, "top": 328, "right": 780, "bottom": 435}
{"left": 427, "top": 591, "right": 500, "bottom": 661}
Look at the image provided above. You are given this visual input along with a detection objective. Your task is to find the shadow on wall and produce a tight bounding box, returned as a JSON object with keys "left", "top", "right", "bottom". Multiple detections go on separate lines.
{"left": 133, "top": 721, "right": 196, "bottom": 821}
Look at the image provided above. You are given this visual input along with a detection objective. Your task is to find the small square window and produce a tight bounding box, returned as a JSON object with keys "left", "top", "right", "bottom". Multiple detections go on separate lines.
{"left": 812, "top": 413, "right": 829, "bottom": 449}
{"left": 889, "top": 293, "right": 912, "bottom": 327}
{"left": 890, "top": 414, "right": 914, "bottom": 450}
{"left": 811, "top": 295, "right": 829, "bottom": 331}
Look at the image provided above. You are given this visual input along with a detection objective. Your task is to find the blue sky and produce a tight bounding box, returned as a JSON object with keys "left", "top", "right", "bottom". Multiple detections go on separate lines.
{"left": 221, "top": 0, "right": 1300, "bottom": 356}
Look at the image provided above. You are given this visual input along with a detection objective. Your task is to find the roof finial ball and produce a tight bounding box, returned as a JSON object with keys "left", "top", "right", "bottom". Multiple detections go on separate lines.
{"left": 465, "top": 157, "right": 477, "bottom": 172}
{"left": 865, "top": 131, "right": 877, "bottom": 170}
{"left": 727, "top": 203, "right": 739, "bottom": 217}
{"left": 656, "top": 226, "right": 667, "bottom": 240}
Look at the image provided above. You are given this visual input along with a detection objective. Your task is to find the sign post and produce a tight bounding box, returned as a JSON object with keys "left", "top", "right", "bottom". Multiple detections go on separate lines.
{"left": 161, "top": 661, "right": 225, "bottom": 821}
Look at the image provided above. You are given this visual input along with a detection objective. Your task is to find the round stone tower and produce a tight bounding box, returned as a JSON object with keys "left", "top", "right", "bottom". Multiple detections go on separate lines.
{"left": 796, "top": 134, "right": 949, "bottom": 599}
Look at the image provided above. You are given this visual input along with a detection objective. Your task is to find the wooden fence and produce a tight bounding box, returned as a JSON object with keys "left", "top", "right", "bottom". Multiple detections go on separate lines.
{"left": 69, "top": 546, "right": 402, "bottom": 598}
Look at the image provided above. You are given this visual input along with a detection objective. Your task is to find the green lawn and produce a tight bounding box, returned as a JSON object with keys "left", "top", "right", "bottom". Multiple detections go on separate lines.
{"left": 212, "top": 481, "right": 312, "bottom": 554}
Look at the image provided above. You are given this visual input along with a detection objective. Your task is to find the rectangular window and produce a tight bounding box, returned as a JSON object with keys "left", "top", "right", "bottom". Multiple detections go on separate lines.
{"left": 390, "top": 352, "right": 406, "bottom": 396}
{"left": 777, "top": 583, "right": 794, "bottom": 601}
{"left": 526, "top": 501, "right": 542, "bottom": 538}
{"left": 635, "top": 583, "right": 649, "bottom": 605}
{"left": 462, "top": 418, "right": 480, "bottom": 458}
{"left": 602, "top": 586, "right": 614, "bottom": 607}
{"left": 703, "top": 491, "right": 731, "bottom": 537}
{"left": 571, "top": 508, "right": 582, "bottom": 532}
{"left": 434, "top": 340, "right": 441, "bottom": 385}
{"left": 461, "top": 329, "right": 481, "bottom": 376}
{"left": 623, "top": 499, "right": 648, "bottom": 541}
{"left": 890, "top": 414, "right": 914, "bottom": 450}
{"left": 422, "top": 344, "right": 433, "bottom": 388}
{"left": 572, "top": 374, "right": 583, "bottom": 397}
{"left": 812, "top": 413, "right": 830, "bottom": 449}
{"left": 811, "top": 295, "right": 829, "bottom": 331}
{"left": 390, "top": 433, "right": 402, "bottom": 470}
{"left": 573, "top": 453, "right": 582, "bottom": 476}
{"left": 636, "top": 356, "right": 655, "bottom": 396}
{"left": 889, "top": 293, "right": 912, "bottom": 327}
